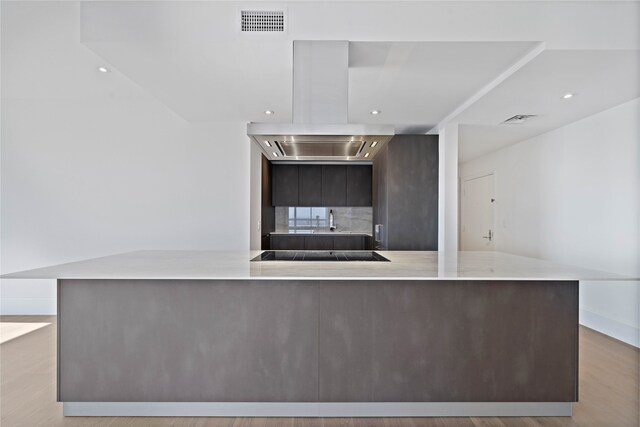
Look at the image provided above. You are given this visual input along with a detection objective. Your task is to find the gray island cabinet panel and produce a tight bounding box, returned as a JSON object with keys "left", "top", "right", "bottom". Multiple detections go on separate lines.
{"left": 58, "top": 278, "right": 578, "bottom": 405}
{"left": 58, "top": 279, "right": 319, "bottom": 402}
{"left": 318, "top": 280, "right": 578, "bottom": 402}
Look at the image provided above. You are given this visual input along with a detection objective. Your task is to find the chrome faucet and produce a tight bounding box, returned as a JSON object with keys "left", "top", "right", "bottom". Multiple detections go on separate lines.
{"left": 329, "top": 209, "right": 336, "bottom": 231}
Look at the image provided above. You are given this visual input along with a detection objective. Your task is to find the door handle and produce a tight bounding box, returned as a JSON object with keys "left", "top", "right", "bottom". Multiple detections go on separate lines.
{"left": 482, "top": 229, "right": 493, "bottom": 241}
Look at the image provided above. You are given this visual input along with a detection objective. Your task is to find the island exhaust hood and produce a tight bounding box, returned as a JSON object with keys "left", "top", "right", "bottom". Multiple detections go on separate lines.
{"left": 247, "top": 41, "right": 394, "bottom": 162}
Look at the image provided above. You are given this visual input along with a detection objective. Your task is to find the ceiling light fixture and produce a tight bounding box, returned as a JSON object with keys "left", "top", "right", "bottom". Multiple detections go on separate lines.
{"left": 364, "top": 152, "right": 370, "bottom": 158}
{"left": 98, "top": 66, "right": 110, "bottom": 73}
{"left": 264, "top": 110, "right": 274, "bottom": 115}
{"left": 562, "top": 93, "right": 574, "bottom": 99}
{"left": 272, "top": 152, "right": 279, "bottom": 158}
{"left": 370, "top": 110, "right": 381, "bottom": 115}
{"left": 370, "top": 141, "right": 378, "bottom": 148}
{"left": 264, "top": 141, "right": 272, "bottom": 147}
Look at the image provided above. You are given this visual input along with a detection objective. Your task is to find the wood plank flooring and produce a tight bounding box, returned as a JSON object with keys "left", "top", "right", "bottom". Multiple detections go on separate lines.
{"left": 1, "top": 316, "right": 638, "bottom": 427}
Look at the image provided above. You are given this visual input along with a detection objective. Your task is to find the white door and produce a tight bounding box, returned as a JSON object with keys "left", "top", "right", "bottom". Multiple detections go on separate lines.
{"left": 461, "top": 173, "right": 495, "bottom": 251}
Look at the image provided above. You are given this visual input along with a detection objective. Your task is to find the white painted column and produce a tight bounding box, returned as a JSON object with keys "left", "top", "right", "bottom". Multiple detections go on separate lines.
{"left": 438, "top": 123, "right": 459, "bottom": 252}
{"left": 249, "top": 141, "right": 262, "bottom": 250}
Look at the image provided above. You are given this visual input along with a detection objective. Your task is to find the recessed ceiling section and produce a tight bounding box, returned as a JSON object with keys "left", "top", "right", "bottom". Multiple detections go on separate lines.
{"left": 348, "top": 41, "right": 541, "bottom": 126}
{"left": 457, "top": 49, "right": 640, "bottom": 162}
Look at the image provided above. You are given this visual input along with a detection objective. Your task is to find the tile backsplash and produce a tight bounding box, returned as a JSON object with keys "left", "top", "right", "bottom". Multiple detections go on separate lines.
{"left": 275, "top": 207, "right": 373, "bottom": 234}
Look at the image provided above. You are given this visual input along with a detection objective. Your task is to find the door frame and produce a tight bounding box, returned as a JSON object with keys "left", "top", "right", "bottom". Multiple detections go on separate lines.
{"left": 460, "top": 170, "right": 496, "bottom": 251}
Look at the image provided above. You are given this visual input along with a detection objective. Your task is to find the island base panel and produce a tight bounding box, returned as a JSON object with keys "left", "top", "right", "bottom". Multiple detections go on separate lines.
{"left": 58, "top": 279, "right": 578, "bottom": 413}
{"left": 63, "top": 402, "right": 573, "bottom": 417}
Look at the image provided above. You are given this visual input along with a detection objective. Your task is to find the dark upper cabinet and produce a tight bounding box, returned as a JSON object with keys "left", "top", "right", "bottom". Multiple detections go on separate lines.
{"left": 272, "top": 165, "right": 299, "bottom": 206}
{"left": 272, "top": 164, "right": 372, "bottom": 207}
{"left": 346, "top": 165, "right": 372, "bottom": 206}
{"left": 321, "top": 165, "right": 347, "bottom": 206}
{"left": 298, "top": 165, "right": 323, "bottom": 206}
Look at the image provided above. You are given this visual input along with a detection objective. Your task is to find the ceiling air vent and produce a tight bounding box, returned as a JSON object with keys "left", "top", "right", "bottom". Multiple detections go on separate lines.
{"left": 241, "top": 10, "right": 285, "bottom": 32}
{"left": 501, "top": 114, "right": 537, "bottom": 124}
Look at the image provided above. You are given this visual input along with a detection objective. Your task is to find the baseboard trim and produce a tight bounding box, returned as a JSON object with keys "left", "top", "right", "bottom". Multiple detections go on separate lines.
{"left": 580, "top": 308, "right": 639, "bottom": 348}
{"left": 63, "top": 402, "right": 573, "bottom": 417}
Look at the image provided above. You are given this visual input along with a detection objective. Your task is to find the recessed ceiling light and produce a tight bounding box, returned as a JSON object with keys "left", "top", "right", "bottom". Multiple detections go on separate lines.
{"left": 370, "top": 141, "right": 378, "bottom": 148}
{"left": 370, "top": 110, "right": 381, "bottom": 115}
{"left": 264, "top": 141, "right": 272, "bottom": 147}
{"left": 264, "top": 110, "right": 274, "bottom": 115}
{"left": 272, "top": 151, "right": 279, "bottom": 158}
{"left": 364, "top": 152, "right": 370, "bottom": 158}
{"left": 98, "top": 66, "right": 110, "bottom": 73}
{"left": 562, "top": 93, "right": 574, "bottom": 99}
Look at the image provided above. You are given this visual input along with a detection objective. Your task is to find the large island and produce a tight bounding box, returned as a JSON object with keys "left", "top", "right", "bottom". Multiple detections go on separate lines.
{"left": 2, "top": 250, "right": 629, "bottom": 417}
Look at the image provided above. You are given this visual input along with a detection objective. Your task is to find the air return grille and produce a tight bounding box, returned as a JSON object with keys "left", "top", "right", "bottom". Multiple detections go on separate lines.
{"left": 501, "top": 114, "right": 538, "bottom": 124}
{"left": 241, "top": 10, "right": 285, "bottom": 32}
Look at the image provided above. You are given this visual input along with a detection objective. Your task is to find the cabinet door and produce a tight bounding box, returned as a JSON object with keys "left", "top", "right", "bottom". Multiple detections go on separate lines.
{"left": 321, "top": 165, "right": 347, "bottom": 206}
{"left": 272, "top": 165, "right": 299, "bottom": 206}
{"left": 333, "top": 235, "right": 364, "bottom": 250}
{"left": 346, "top": 165, "right": 372, "bottom": 206}
{"left": 304, "top": 236, "right": 334, "bottom": 250}
{"left": 298, "top": 165, "right": 323, "bottom": 206}
{"left": 270, "top": 235, "right": 305, "bottom": 250}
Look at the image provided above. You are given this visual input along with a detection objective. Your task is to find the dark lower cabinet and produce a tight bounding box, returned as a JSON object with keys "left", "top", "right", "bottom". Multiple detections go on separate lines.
{"left": 270, "top": 235, "right": 305, "bottom": 250}
{"left": 321, "top": 165, "right": 347, "bottom": 206}
{"left": 333, "top": 235, "right": 364, "bottom": 250}
{"left": 304, "top": 236, "right": 334, "bottom": 250}
{"left": 270, "top": 234, "right": 369, "bottom": 251}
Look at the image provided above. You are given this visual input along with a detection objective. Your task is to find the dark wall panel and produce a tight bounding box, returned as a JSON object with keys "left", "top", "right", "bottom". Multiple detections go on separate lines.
{"left": 261, "top": 155, "right": 275, "bottom": 250}
{"left": 374, "top": 135, "right": 439, "bottom": 250}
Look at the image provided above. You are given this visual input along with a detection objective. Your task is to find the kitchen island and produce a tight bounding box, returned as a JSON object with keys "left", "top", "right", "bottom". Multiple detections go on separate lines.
{"left": 2, "top": 251, "right": 631, "bottom": 418}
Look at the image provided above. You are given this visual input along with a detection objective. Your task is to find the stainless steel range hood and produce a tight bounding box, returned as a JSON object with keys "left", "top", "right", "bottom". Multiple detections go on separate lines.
{"left": 247, "top": 41, "right": 394, "bottom": 162}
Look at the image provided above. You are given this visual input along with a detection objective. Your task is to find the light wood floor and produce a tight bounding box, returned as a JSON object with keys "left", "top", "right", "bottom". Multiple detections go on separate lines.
{"left": 1, "top": 316, "right": 638, "bottom": 427}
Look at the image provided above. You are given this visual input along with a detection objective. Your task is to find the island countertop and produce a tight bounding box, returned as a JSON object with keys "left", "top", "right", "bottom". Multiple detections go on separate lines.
{"left": 1, "top": 250, "right": 633, "bottom": 281}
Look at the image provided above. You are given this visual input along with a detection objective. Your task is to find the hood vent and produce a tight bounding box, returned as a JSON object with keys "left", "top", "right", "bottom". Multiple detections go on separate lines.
{"left": 248, "top": 41, "right": 394, "bottom": 161}
{"left": 501, "top": 114, "right": 537, "bottom": 124}
{"left": 241, "top": 10, "right": 284, "bottom": 32}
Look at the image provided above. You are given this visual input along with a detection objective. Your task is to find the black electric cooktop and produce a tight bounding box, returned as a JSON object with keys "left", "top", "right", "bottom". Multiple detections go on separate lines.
{"left": 251, "top": 251, "right": 390, "bottom": 262}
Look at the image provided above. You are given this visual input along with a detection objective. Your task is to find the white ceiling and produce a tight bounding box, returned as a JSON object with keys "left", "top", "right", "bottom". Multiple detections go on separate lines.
{"left": 2, "top": 1, "right": 639, "bottom": 163}
{"left": 348, "top": 41, "right": 538, "bottom": 129}
{"left": 457, "top": 49, "right": 640, "bottom": 162}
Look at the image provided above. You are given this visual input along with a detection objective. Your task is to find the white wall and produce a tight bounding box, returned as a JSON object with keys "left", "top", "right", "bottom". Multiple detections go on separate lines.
{"left": 1, "top": 2, "right": 252, "bottom": 314}
{"left": 460, "top": 98, "right": 640, "bottom": 346}
{"left": 1, "top": 99, "right": 251, "bottom": 314}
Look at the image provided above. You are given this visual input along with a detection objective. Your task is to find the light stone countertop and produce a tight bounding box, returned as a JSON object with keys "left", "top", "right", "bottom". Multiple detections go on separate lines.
{"left": 1, "top": 250, "right": 635, "bottom": 281}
